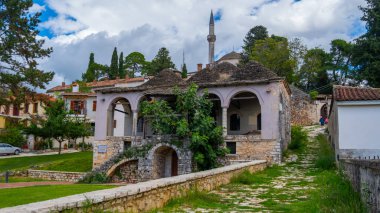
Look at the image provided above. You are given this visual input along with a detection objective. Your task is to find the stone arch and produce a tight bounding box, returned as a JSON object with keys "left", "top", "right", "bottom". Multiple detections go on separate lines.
{"left": 106, "top": 158, "right": 138, "bottom": 177}
{"left": 149, "top": 144, "right": 180, "bottom": 179}
{"left": 227, "top": 90, "right": 262, "bottom": 135}
{"left": 106, "top": 97, "right": 133, "bottom": 136}
{"left": 225, "top": 88, "right": 264, "bottom": 107}
{"left": 320, "top": 103, "right": 328, "bottom": 118}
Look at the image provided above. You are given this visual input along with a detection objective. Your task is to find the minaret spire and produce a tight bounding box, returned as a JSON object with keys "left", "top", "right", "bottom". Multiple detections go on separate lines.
{"left": 207, "top": 10, "right": 216, "bottom": 64}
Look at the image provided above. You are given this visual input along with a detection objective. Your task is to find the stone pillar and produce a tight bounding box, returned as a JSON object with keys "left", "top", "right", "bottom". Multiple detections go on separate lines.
{"left": 222, "top": 106, "right": 228, "bottom": 136}
{"left": 132, "top": 110, "right": 138, "bottom": 138}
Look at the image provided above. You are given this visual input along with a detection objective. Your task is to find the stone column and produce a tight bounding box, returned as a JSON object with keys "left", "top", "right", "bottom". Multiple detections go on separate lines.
{"left": 132, "top": 110, "right": 139, "bottom": 138}
{"left": 222, "top": 106, "right": 228, "bottom": 137}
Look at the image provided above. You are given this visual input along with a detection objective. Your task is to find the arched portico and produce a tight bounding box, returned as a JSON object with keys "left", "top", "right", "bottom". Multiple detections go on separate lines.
{"left": 106, "top": 97, "right": 133, "bottom": 136}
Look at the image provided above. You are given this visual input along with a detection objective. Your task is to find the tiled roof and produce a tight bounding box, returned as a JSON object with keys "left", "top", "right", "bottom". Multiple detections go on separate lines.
{"left": 217, "top": 51, "right": 241, "bottom": 61}
{"left": 46, "top": 77, "right": 145, "bottom": 92}
{"left": 188, "top": 61, "right": 282, "bottom": 86}
{"left": 333, "top": 85, "right": 380, "bottom": 101}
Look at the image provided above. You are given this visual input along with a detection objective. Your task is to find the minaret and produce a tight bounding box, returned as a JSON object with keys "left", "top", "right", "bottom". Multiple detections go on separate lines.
{"left": 207, "top": 10, "right": 216, "bottom": 64}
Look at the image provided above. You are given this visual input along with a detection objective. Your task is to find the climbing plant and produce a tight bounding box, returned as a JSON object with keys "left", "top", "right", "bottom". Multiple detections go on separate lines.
{"left": 140, "top": 83, "right": 227, "bottom": 171}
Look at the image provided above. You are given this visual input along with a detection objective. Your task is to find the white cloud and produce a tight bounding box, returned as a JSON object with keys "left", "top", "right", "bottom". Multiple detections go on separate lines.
{"left": 29, "top": 3, "right": 45, "bottom": 13}
{"left": 37, "top": 0, "right": 367, "bottom": 90}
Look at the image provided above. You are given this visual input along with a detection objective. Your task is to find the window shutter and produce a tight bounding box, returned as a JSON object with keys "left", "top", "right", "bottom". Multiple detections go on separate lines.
{"left": 93, "top": 101, "right": 97, "bottom": 111}
{"left": 70, "top": 101, "right": 74, "bottom": 111}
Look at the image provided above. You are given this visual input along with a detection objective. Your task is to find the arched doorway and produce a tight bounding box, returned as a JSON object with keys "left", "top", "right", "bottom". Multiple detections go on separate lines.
{"left": 321, "top": 104, "right": 328, "bottom": 118}
{"left": 152, "top": 146, "right": 179, "bottom": 179}
{"left": 107, "top": 98, "right": 133, "bottom": 136}
{"left": 227, "top": 91, "right": 261, "bottom": 135}
{"left": 208, "top": 93, "right": 222, "bottom": 126}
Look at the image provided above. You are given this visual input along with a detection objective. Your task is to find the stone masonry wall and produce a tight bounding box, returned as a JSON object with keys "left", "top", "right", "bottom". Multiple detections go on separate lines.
{"left": 4, "top": 161, "right": 267, "bottom": 213}
{"left": 28, "top": 170, "right": 87, "bottom": 182}
{"left": 339, "top": 159, "right": 380, "bottom": 212}
{"left": 110, "top": 160, "right": 138, "bottom": 183}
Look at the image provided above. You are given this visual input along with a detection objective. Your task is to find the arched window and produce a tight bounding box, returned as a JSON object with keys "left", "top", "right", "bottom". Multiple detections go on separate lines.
{"left": 230, "top": 114, "right": 240, "bottom": 131}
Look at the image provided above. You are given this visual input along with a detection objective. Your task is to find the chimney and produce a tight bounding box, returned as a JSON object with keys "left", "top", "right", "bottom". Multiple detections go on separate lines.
{"left": 72, "top": 82, "right": 79, "bottom": 93}
{"left": 197, "top": 63, "right": 203, "bottom": 72}
{"left": 62, "top": 82, "right": 66, "bottom": 87}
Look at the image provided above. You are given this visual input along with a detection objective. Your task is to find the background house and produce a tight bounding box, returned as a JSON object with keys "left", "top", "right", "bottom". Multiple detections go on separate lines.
{"left": 328, "top": 86, "right": 380, "bottom": 159}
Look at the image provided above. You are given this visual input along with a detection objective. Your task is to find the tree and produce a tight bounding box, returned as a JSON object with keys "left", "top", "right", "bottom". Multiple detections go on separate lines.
{"left": 330, "top": 39, "right": 355, "bottom": 85}
{"left": 0, "top": 0, "right": 54, "bottom": 108}
{"left": 124, "top": 52, "right": 147, "bottom": 78}
{"left": 147, "top": 47, "right": 175, "bottom": 76}
{"left": 241, "top": 25, "right": 269, "bottom": 64}
{"left": 82, "top": 53, "right": 96, "bottom": 82}
{"left": 181, "top": 63, "right": 188, "bottom": 78}
{"left": 118, "top": 52, "right": 124, "bottom": 78}
{"left": 297, "top": 48, "right": 331, "bottom": 93}
{"left": 109, "top": 47, "right": 118, "bottom": 79}
{"left": 25, "top": 100, "right": 90, "bottom": 154}
{"left": 140, "top": 84, "right": 226, "bottom": 170}
{"left": 249, "top": 37, "right": 296, "bottom": 83}
{"left": 289, "top": 38, "right": 307, "bottom": 75}
{"left": 352, "top": 0, "right": 380, "bottom": 87}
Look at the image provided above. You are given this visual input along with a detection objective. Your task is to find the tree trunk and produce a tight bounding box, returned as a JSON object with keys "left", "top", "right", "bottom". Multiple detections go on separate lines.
{"left": 58, "top": 141, "right": 62, "bottom": 154}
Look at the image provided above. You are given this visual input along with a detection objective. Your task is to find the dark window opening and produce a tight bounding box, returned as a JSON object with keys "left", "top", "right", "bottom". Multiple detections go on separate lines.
{"left": 137, "top": 117, "right": 144, "bottom": 132}
{"left": 124, "top": 141, "right": 131, "bottom": 150}
{"left": 226, "top": 142, "right": 236, "bottom": 154}
{"left": 257, "top": 113, "right": 262, "bottom": 130}
{"left": 230, "top": 114, "right": 240, "bottom": 131}
{"left": 113, "top": 120, "right": 117, "bottom": 128}
{"left": 92, "top": 101, "right": 97, "bottom": 111}
{"left": 33, "top": 103, "right": 38, "bottom": 113}
{"left": 24, "top": 103, "right": 29, "bottom": 113}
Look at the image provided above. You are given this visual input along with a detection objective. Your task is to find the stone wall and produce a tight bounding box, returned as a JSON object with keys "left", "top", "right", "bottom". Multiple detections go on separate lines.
{"left": 28, "top": 170, "right": 87, "bottom": 182}
{"left": 3, "top": 160, "right": 266, "bottom": 213}
{"left": 339, "top": 159, "right": 380, "bottom": 212}
{"left": 225, "top": 136, "right": 280, "bottom": 164}
{"left": 110, "top": 160, "right": 138, "bottom": 183}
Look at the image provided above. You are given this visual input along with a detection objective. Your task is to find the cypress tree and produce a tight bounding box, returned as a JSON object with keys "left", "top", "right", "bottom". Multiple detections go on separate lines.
{"left": 181, "top": 63, "right": 188, "bottom": 78}
{"left": 118, "top": 52, "right": 125, "bottom": 78}
{"left": 109, "top": 47, "right": 118, "bottom": 79}
{"left": 82, "top": 52, "right": 96, "bottom": 82}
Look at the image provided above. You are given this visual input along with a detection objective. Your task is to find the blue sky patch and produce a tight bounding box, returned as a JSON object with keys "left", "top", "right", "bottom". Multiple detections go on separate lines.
{"left": 33, "top": 0, "right": 57, "bottom": 38}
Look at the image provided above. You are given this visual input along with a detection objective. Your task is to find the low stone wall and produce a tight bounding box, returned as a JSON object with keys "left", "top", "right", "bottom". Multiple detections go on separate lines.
{"left": 28, "top": 170, "right": 87, "bottom": 182}
{"left": 339, "top": 159, "right": 380, "bottom": 212}
{"left": 5, "top": 160, "right": 267, "bottom": 213}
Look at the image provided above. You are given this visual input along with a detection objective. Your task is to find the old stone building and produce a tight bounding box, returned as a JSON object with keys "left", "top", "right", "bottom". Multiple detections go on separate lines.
{"left": 91, "top": 11, "right": 291, "bottom": 183}
{"left": 92, "top": 61, "right": 291, "bottom": 182}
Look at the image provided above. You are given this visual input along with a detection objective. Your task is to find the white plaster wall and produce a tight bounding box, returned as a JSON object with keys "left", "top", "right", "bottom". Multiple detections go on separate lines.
{"left": 227, "top": 98, "right": 261, "bottom": 135}
{"left": 85, "top": 97, "right": 97, "bottom": 122}
{"left": 113, "top": 104, "right": 133, "bottom": 136}
{"left": 338, "top": 104, "right": 380, "bottom": 149}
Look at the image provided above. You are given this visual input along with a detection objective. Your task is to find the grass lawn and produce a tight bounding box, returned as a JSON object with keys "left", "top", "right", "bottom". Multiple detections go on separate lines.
{"left": 0, "top": 184, "right": 115, "bottom": 208}
{"left": 0, "top": 151, "right": 93, "bottom": 172}
{"left": 0, "top": 176, "right": 46, "bottom": 183}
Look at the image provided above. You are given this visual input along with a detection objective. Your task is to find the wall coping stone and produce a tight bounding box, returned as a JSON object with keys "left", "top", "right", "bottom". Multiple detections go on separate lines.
{"left": 2, "top": 160, "right": 266, "bottom": 213}
{"left": 340, "top": 159, "right": 380, "bottom": 172}
{"left": 28, "top": 170, "right": 87, "bottom": 175}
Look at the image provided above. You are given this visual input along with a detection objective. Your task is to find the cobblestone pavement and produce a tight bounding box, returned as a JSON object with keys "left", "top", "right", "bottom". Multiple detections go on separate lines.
{"left": 165, "top": 126, "right": 326, "bottom": 212}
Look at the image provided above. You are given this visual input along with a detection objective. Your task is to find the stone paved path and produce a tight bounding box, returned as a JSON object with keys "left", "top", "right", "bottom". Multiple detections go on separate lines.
{"left": 0, "top": 181, "right": 72, "bottom": 189}
{"left": 163, "top": 126, "right": 326, "bottom": 212}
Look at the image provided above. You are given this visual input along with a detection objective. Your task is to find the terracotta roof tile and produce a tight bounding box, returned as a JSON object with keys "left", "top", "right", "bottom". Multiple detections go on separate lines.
{"left": 333, "top": 85, "right": 380, "bottom": 101}
{"left": 46, "top": 77, "right": 145, "bottom": 92}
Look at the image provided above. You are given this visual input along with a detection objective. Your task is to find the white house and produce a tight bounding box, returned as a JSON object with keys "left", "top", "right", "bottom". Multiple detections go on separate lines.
{"left": 328, "top": 85, "right": 380, "bottom": 159}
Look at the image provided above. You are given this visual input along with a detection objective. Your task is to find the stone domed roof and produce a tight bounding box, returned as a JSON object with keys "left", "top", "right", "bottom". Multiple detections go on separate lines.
{"left": 217, "top": 51, "right": 241, "bottom": 62}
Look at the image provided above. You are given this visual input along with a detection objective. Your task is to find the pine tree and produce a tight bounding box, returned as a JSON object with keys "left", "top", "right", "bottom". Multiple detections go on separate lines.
{"left": 118, "top": 52, "right": 125, "bottom": 78}
{"left": 148, "top": 47, "right": 175, "bottom": 76}
{"left": 241, "top": 25, "right": 269, "bottom": 64}
{"left": 82, "top": 53, "right": 96, "bottom": 82}
{"left": 181, "top": 63, "right": 188, "bottom": 78}
{"left": 0, "top": 0, "right": 54, "bottom": 107}
{"left": 352, "top": 0, "right": 380, "bottom": 87}
{"left": 124, "top": 52, "right": 147, "bottom": 78}
{"left": 109, "top": 47, "right": 119, "bottom": 79}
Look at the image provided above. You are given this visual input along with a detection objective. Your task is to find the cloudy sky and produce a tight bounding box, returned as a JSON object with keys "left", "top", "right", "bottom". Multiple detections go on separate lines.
{"left": 32, "top": 0, "right": 367, "bottom": 90}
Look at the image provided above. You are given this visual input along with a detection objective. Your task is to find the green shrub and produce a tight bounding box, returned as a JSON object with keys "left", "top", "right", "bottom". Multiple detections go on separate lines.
{"left": 309, "top": 90, "right": 319, "bottom": 100}
{"left": 315, "top": 134, "right": 336, "bottom": 170}
{"left": 0, "top": 127, "right": 26, "bottom": 147}
{"left": 288, "top": 126, "right": 307, "bottom": 150}
{"left": 79, "top": 172, "right": 109, "bottom": 184}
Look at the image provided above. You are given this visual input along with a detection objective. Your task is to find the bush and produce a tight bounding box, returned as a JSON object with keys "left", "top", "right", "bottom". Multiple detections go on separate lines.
{"left": 34, "top": 138, "right": 53, "bottom": 150}
{"left": 309, "top": 90, "right": 319, "bottom": 100}
{"left": 77, "top": 142, "right": 93, "bottom": 151}
{"left": 0, "top": 127, "right": 26, "bottom": 147}
{"left": 315, "top": 134, "right": 336, "bottom": 170}
{"left": 288, "top": 126, "right": 307, "bottom": 150}
{"left": 79, "top": 172, "right": 109, "bottom": 184}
